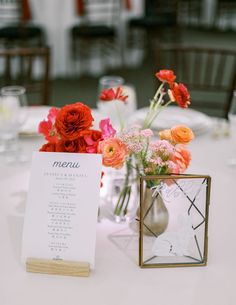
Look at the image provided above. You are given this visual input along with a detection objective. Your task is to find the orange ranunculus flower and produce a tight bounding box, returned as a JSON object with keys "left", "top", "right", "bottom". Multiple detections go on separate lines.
{"left": 169, "top": 83, "right": 190, "bottom": 108}
{"left": 55, "top": 102, "right": 94, "bottom": 141}
{"left": 159, "top": 129, "right": 172, "bottom": 142}
{"left": 155, "top": 70, "right": 176, "bottom": 85}
{"left": 98, "top": 138, "right": 128, "bottom": 169}
{"left": 170, "top": 125, "right": 194, "bottom": 145}
{"left": 172, "top": 146, "right": 191, "bottom": 172}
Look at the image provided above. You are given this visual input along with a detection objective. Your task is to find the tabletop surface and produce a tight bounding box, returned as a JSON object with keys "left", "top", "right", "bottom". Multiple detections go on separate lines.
{"left": 0, "top": 124, "right": 235, "bottom": 305}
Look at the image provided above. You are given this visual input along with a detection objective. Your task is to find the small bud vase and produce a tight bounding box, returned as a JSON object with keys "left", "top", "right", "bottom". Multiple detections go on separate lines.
{"left": 137, "top": 186, "right": 169, "bottom": 236}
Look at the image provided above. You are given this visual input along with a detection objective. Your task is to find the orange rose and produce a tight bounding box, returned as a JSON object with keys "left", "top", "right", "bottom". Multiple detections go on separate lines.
{"left": 159, "top": 129, "right": 172, "bottom": 142}
{"left": 170, "top": 125, "right": 194, "bottom": 144}
{"left": 55, "top": 102, "right": 94, "bottom": 140}
{"left": 170, "top": 83, "right": 190, "bottom": 108}
{"left": 98, "top": 138, "right": 128, "bottom": 169}
{"left": 155, "top": 70, "right": 176, "bottom": 85}
{"left": 172, "top": 146, "right": 191, "bottom": 172}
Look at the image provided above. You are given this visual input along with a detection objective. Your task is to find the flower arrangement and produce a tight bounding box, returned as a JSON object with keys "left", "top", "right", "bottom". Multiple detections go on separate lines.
{"left": 97, "top": 69, "right": 193, "bottom": 218}
{"left": 38, "top": 69, "right": 193, "bottom": 221}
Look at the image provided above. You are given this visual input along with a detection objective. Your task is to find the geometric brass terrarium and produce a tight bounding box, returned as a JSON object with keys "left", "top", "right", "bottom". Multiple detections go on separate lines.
{"left": 138, "top": 174, "right": 211, "bottom": 268}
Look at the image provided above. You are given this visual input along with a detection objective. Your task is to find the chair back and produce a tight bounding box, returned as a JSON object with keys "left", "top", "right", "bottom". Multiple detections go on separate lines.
{"left": 144, "top": 0, "right": 178, "bottom": 21}
{"left": 177, "top": 0, "right": 203, "bottom": 28}
{"left": 0, "top": 47, "right": 50, "bottom": 105}
{"left": 156, "top": 44, "right": 236, "bottom": 118}
{"left": 79, "top": 0, "right": 121, "bottom": 27}
{"left": 214, "top": 0, "right": 236, "bottom": 31}
{"left": 0, "top": 0, "right": 21, "bottom": 27}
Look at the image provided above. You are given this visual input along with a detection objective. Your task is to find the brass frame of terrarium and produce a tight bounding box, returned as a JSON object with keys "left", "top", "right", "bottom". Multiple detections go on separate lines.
{"left": 138, "top": 174, "right": 211, "bottom": 268}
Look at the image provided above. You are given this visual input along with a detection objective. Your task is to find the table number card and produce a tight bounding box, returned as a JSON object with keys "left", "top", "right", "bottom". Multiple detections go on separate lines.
{"left": 22, "top": 152, "right": 102, "bottom": 269}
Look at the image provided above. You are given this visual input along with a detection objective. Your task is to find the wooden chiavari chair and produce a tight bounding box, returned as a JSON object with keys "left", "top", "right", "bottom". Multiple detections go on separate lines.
{"left": 0, "top": 47, "right": 51, "bottom": 105}
{"left": 0, "top": 0, "right": 45, "bottom": 48}
{"left": 155, "top": 44, "right": 236, "bottom": 118}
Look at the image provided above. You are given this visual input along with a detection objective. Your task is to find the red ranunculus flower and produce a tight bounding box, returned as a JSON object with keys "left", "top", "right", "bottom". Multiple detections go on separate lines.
{"left": 55, "top": 102, "right": 94, "bottom": 140}
{"left": 39, "top": 142, "right": 56, "bottom": 152}
{"left": 55, "top": 129, "right": 102, "bottom": 154}
{"left": 56, "top": 137, "right": 87, "bottom": 153}
{"left": 99, "top": 86, "right": 128, "bottom": 102}
{"left": 155, "top": 70, "right": 176, "bottom": 85}
{"left": 169, "top": 83, "right": 190, "bottom": 108}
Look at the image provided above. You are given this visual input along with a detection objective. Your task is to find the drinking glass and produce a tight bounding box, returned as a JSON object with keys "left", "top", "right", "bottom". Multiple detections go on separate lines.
{"left": 97, "top": 75, "right": 137, "bottom": 129}
{"left": 228, "top": 90, "right": 236, "bottom": 166}
{"left": 0, "top": 86, "right": 28, "bottom": 162}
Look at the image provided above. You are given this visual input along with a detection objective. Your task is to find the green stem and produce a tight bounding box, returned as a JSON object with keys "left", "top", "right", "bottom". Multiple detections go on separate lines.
{"left": 113, "top": 158, "right": 132, "bottom": 216}
{"left": 153, "top": 83, "right": 164, "bottom": 101}
{"left": 143, "top": 91, "right": 165, "bottom": 129}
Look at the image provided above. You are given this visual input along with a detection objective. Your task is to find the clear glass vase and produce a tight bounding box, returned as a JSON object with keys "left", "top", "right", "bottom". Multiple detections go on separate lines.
{"left": 103, "top": 160, "right": 139, "bottom": 223}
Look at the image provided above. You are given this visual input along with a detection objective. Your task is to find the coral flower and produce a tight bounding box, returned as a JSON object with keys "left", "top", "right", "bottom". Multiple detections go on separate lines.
{"left": 170, "top": 125, "right": 194, "bottom": 145}
{"left": 169, "top": 83, "right": 190, "bottom": 108}
{"left": 98, "top": 138, "right": 128, "bottom": 169}
{"left": 55, "top": 102, "right": 94, "bottom": 141}
{"left": 155, "top": 69, "right": 176, "bottom": 85}
{"left": 172, "top": 146, "right": 191, "bottom": 172}
{"left": 99, "top": 86, "right": 128, "bottom": 102}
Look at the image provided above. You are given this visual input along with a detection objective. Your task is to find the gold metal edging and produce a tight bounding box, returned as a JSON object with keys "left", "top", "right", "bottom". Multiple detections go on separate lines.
{"left": 138, "top": 174, "right": 211, "bottom": 268}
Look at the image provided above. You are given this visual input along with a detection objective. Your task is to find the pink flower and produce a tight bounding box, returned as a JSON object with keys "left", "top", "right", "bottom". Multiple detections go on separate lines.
{"left": 38, "top": 107, "right": 60, "bottom": 143}
{"left": 47, "top": 107, "right": 59, "bottom": 122}
{"left": 150, "top": 140, "right": 175, "bottom": 158}
{"left": 140, "top": 129, "right": 153, "bottom": 138}
{"left": 99, "top": 86, "right": 128, "bottom": 103}
{"left": 99, "top": 118, "right": 116, "bottom": 139}
{"left": 167, "top": 160, "right": 180, "bottom": 174}
{"left": 98, "top": 138, "right": 128, "bottom": 169}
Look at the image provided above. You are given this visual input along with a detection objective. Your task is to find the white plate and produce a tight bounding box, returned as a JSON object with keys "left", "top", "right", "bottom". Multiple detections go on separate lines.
{"left": 129, "top": 106, "right": 213, "bottom": 135}
{"left": 19, "top": 106, "right": 51, "bottom": 136}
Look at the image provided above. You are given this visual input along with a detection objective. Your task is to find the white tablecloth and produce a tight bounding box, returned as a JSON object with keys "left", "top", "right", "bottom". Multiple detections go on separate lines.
{"left": 0, "top": 127, "right": 235, "bottom": 305}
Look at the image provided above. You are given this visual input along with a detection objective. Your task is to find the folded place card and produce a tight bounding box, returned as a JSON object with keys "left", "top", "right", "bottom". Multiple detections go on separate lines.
{"left": 22, "top": 152, "right": 102, "bottom": 274}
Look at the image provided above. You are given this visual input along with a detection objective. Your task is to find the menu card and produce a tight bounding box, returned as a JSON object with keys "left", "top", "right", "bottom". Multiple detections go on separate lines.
{"left": 22, "top": 152, "right": 102, "bottom": 268}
